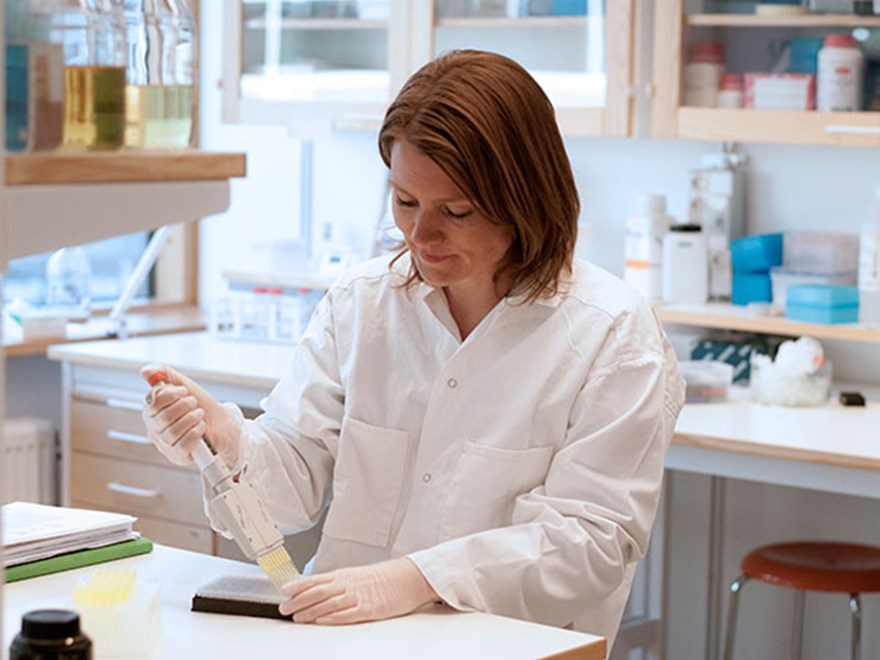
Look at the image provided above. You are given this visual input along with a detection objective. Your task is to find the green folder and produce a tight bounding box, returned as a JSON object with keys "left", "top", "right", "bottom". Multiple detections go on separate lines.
{"left": 4, "top": 537, "right": 154, "bottom": 583}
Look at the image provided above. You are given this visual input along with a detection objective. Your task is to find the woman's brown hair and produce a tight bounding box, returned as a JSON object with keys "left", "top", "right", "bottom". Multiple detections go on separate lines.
{"left": 378, "top": 49, "right": 580, "bottom": 302}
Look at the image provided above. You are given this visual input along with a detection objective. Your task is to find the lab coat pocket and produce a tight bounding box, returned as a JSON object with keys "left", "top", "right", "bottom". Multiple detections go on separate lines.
{"left": 322, "top": 416, "right": 409, "bottom": 547}
{"left": 440, "top": 442, "right": 554, "bottom": 541}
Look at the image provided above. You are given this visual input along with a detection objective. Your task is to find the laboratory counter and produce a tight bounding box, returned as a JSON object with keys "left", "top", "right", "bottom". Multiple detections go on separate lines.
{"left": 3, "top": 544, "right": 605, "bottom": 659}
{"left": 47, "top": 331, "right": 880, "bottom": 481}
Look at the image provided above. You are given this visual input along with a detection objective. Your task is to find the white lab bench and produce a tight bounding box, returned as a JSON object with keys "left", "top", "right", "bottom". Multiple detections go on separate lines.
{"left": 3, "top": 544, "right": 605, "bottom": 660}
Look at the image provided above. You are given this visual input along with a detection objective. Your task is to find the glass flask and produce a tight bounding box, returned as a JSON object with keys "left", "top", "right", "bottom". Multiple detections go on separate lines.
{"left": 29, "top": 0, "right": 128, "bottom": 150}
{"left": 123, "top": 0, "right": 196, "bottom": 148}
{"left": 46, "top": 246, "right": 92, "bottom": 320}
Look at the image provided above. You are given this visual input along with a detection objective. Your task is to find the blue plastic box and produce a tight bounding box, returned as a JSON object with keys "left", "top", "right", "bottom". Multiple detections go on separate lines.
{"left": 730, "top": 233, "right": 783, "bottom": 273}
{"left": 732, "top": 272, "right": 772, "bottom": 306}
{"left": 785, "top": 284, "right": 859, "bottom": 324}
{"left": 552, "top": 0, "right": 587, "bottom": 14}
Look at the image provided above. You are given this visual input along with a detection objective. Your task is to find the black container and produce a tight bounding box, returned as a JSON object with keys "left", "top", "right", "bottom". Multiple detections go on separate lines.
{"left": 9, "top": 610, "right": 92, "bottom": 660}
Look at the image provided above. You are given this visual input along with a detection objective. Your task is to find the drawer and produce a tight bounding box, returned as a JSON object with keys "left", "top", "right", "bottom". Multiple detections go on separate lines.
{"left": 71, "top": 399, "right": 193, "bottom": 470}
{"left": 71, "top": 451, "right": 206, "bottom": 526}
{"left": 72, "top": 499, "right": 215, "bottom": 555}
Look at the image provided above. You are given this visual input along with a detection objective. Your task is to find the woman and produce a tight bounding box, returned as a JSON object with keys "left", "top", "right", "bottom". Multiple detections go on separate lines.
{"left": 143, "top": 49, "right": 684, "bottom": 647}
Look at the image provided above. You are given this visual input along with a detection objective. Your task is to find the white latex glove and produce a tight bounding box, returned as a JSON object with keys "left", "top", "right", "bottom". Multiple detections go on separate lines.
{"left": 141, "top": 363, "right": 242, "bottom": 469}
{"left": 279, "top": 557, "right": 438, "bottom": 625}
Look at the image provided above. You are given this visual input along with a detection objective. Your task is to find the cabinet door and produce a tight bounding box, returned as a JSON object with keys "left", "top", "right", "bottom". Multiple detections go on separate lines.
{"left": 653, "top": 0, "right": 880, "bottom": 146}
{"left": 226, "top": 0, "right": 407, "bottom": 125}
{"left": 414, "top": 0, "right": 635, "bottom": 137}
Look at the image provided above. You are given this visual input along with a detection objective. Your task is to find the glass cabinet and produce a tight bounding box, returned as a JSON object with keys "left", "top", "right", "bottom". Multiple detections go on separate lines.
{"left": 414, "top": 0, "right": 633, "bottom": 136}
{"left": 226, "top": 0, "right": 403, "bottom": 125}
{"left": 653, "top": 0, "right": 880, "bottom": 146}
{"left": 224, "top": 0, "right": 635, "bottom": 136}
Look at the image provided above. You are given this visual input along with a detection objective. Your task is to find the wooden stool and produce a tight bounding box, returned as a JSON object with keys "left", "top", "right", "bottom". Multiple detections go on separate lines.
{"left": 722, "top": 541, "right": 880, "bottom": 660}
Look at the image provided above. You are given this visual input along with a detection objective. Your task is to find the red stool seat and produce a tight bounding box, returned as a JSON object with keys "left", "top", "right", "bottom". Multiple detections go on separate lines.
{"left": 742, "top": 542, "right": 880, "bottom": 594}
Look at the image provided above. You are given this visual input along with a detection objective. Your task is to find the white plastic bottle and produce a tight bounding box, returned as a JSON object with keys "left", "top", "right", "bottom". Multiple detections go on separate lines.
{"left": 623, "top": 193, "right": 673, "bottom": 301}
{"left": 817, "top": 34, "right": 864, "bottom": 112}
{"left": 858, "top": 185, "right": 880, "bottom": 326}
{"left": 662, "top": 224, "right": 708, "bottom": 305}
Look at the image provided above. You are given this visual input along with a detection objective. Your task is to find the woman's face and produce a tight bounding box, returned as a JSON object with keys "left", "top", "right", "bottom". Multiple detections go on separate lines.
{"left": 390, "top": 138, "right": 513, "bottom": 294}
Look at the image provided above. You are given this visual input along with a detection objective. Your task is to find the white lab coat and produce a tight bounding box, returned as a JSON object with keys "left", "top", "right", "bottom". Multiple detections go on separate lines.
{"left": 228, "top": 253, "right": 684, "bottom": 646}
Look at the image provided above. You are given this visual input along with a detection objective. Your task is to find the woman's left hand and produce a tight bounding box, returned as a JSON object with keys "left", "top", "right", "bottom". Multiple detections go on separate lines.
{"left": 279, "top": 557, "right": 438, "bottom": 624}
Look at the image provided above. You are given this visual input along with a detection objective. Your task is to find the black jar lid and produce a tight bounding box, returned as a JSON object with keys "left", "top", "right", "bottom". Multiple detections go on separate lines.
{"left": 20, "top": 610, "right": 82, "bottom": 640}
{"left": 669, "top": 223, "right": 702, "bottom": 232}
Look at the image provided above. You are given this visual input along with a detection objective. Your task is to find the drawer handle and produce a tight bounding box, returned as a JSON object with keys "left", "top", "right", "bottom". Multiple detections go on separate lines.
{"left": 106, "top": 482, "right": 160, "bottom": 500}
{"left": 107, "top": 430, "right": 150, "bottom": 446}
{"left": 825, "top": 125, "right": 880, "bottom": 136}
{"left": 106, "top": 398, "right": 143, "bottom": 412}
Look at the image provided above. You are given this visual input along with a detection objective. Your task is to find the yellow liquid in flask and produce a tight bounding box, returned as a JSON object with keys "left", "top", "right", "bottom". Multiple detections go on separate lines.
{"left": 125, "top": 84, "right": 193, "bottom": 148}
{"left": 63, "top": 65, "right": 126, "bottom": 150}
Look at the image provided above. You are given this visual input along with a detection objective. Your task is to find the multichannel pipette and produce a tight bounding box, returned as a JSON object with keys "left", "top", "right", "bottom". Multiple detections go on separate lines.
{"left": 147, "top": 372, "right": 300, "bottom": 591}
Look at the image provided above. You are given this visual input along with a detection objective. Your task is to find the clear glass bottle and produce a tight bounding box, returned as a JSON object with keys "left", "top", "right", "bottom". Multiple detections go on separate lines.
{"left": 29, "top": 0, "right": 128, "bottom": 150}
{"left": 46, "top": 246, "right": 92, "bottom": 320}
{"left": 123, "top": 0, "right": 196, "bottom": 149}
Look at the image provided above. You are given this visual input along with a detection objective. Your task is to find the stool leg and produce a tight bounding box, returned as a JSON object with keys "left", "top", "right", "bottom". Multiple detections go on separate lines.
{"left": 849, "top": 593, "right": 862, "bottom": 660}
{"left": 722, "top": 575, "right": 749, "bottom": 660}
{"left": 790, "top": 590, "right": 805, "bottom": 660}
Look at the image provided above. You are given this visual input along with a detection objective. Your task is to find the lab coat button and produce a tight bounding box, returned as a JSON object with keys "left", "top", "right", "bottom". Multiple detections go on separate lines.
{"left": 422, "top": 472, "right": 432, "bottom": 483}
{"left": 447, "top": 378, "right": 458, "bottom": 389}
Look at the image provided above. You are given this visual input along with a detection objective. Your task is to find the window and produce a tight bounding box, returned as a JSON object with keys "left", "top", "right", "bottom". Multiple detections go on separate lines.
{"left": 3, "top": 223, "right": 196, "bottom": 313}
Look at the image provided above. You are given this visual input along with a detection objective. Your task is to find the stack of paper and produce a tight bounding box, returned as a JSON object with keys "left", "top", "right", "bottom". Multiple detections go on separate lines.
{"left": 2, "top": 501, "right": 138, "bottom": 567}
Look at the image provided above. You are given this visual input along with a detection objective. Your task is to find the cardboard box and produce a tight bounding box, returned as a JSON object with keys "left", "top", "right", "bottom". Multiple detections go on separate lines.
{"left": 744, "top": 73, "right": 816, "bottom": 110}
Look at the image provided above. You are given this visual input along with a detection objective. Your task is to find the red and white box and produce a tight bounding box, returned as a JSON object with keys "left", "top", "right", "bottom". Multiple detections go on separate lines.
{"left": 743, "top": 73, "right": 816, "bottom": 110}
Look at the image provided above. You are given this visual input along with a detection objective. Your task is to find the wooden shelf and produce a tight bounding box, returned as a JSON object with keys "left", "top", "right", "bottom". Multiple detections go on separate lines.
{"left": 656, "top": 302, "right": 880, "bottom": 344}
{"left": 4, "top": 151, "right": 246, "bottom": 186}
{"left": 677, "top": 107, "right": 880, "bottom": 147}
{"left": 686, "top": 13, "right": 880, "bottom": 27}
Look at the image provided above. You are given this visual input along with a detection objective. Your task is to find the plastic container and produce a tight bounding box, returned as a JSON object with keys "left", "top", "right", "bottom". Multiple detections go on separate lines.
{"left": 788, "top": 37, "right": 823, "bottom": 74}
{"left": 10, "top": 609, "right": 92, "bottom": 659}
{"left": 684, "top": 42, "right": 724, "bottom": 107}
{"left": 73, "top": 569, "right": 161, "bottom": 658}
{"left": 785, "top": 284, "right": 859, "bottom": 324}
{"left": 730, "top": 233, "right": 783, "bottom": 273}
{"left": 678, "top": 360, "right": 734, "bottom": 403}
{"left": 732, "top": 272, "right": 772, "bottom": 306}
{"left": 46, "top": 246, "right": 92, "bottom": 320}
{"left": 770, "top": 267, "right": 857, "bottom": 311}
{"left": 662, "top": 224, "right": 708, "bottom": 304}
{"left": 717, "top": 74, "right": 744, "bottom": 108}
{"left": 782, "top": 231, "right": 859, "bottom": 275}
{"left": 123, "top": 0, "right": 196, "bottom": 148}
{"left": 858, "top": 185, "right": 880, "bottom": 326}
{"left": 623, "top": 193, "right": 673, "bottom": 302}
{"left": 817, "top": 34, "right": 864, "bottom": 112}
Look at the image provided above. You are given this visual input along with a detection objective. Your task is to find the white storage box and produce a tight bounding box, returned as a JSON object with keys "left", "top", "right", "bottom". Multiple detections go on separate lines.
{"left": 783, "top": 232, "right": 859, "bottom": 275}
{"left": 770, "top": 267, "right": 857, "bottom": 311}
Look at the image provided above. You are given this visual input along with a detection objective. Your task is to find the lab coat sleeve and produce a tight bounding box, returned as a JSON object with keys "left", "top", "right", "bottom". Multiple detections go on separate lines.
{"left": 207, "top": 292, "right": 345, "bottom": 535}
{"left": 408, "top": 313, "right": 685, "bottom": 644}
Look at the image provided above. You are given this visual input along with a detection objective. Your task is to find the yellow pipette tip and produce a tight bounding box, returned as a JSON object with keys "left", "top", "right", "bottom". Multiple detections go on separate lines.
{"left": 256, "top": 546, "right": 300, "bottom": 592}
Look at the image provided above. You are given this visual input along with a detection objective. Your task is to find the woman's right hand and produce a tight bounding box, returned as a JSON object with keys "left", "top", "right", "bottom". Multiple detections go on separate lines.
{"left": 141, "top": 363, "right": 242, "bottom": 469}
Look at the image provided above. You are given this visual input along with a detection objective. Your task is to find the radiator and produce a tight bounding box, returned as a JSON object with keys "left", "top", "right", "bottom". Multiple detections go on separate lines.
{"left": 2, "top": 417, "right": 56, "bottom": 505}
